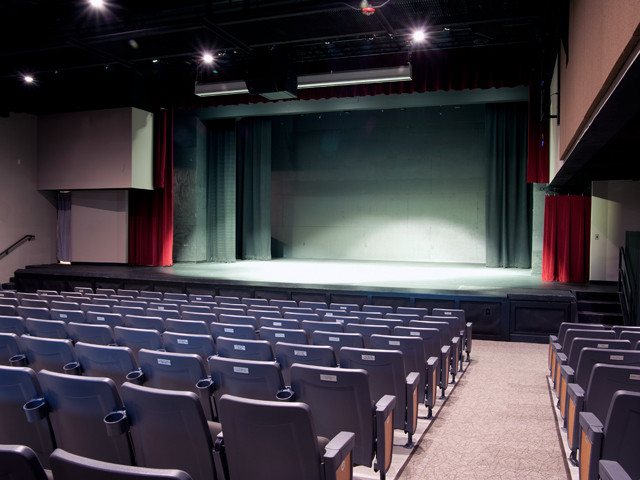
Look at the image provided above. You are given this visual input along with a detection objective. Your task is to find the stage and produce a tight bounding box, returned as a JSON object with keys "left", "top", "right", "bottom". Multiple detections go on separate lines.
{"left": 13, "top": 259, "right": 617, "bottom": 342}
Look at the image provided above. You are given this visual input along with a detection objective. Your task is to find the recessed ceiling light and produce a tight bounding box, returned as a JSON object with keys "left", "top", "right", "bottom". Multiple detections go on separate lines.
{"left": 23, "top": 75, "right": 34, "bottom": 84}
{"left": 202, "top": 53, "right": 214, "bottom": 64}
{"left": 412, "top": 30, "right": 426, "bottom": 42}
{"left": 89, "top": 0, "right": 104, "bottom": 8}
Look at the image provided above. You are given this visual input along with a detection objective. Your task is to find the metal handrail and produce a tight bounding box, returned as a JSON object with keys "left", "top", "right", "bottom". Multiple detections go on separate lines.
{"left": 0, "top": 235, "right": 35, "bottom": 261}
{"left": 619, "top": 246, "right": 637, "bottom": 326}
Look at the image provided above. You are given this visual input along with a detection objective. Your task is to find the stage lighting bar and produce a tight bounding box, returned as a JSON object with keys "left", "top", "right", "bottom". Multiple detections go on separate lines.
{"left": 194, "top": 64, "right": 412, "bottom": 97}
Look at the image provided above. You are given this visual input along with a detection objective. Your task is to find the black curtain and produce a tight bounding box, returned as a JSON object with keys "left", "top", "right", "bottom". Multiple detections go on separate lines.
{"left": 206, "top": 119, "right": 237, "bottom": 262}
{"left": 56, "top": 191, "right": 71, "bottom": 263}
{"left": 237, "top": 118, "right": 272, "bottom": 260}
{"left": 485, "top": 103, "right": 532, "bottom": 268}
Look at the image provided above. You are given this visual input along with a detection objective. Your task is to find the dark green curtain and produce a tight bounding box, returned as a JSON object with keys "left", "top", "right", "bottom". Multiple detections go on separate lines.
{"left": 237, "top": 118, "right": 272, "bottom": 260}
{"left": 485, "top": 103, "right": 532, "bottom": 268}
{"left": 207, "top": 119, "right": 237, "bottom": 262}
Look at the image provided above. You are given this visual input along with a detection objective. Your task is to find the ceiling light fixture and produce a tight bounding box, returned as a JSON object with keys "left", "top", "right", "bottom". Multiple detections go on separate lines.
{"left": 23, "top": 74, "right": 34, "bottom": 84}
{"left": 412, "top": 30, "right": 426, "bottom": 42}
{"left": 202, "top": 53, "right": 214, "bottom": 64}
{"left": 194, "top": 64, "right": 412, "bottom": 97}
{"left": 88, "top": 0, "right": 104, "bottom": 8}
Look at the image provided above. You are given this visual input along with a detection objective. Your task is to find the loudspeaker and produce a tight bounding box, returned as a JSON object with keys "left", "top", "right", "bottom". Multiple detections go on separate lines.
{"left": 244, "top": 50, "right": 297, "bottom": 100}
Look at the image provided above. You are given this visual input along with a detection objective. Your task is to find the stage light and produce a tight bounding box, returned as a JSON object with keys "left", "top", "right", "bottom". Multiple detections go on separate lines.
{"left": 23, "top": 75, "right": 34, "bottom": 84}
{"left": 202, "top": 53, "right": 214, "bottom": 64}
{"left": 88, "top": 0, "right": 104, "bottom": 8}
{"left": 412, "top": 30, "right": 426, "bottom": 42}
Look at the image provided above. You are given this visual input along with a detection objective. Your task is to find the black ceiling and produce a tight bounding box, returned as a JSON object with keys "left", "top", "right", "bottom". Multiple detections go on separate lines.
{"left": 0, "top": 0, "right": 556, "bottom": 115}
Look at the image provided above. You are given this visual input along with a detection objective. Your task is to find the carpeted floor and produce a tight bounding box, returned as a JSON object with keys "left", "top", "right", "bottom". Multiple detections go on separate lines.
{"left": 396, "top": 340, "right": 570, "bottom": 480}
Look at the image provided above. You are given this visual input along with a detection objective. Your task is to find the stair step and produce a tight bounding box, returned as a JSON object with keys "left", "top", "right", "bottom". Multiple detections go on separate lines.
{"left": 577, "top": 300, "right": 622, "bottom": 314}
{"left": 575, "top": 290, "right": 620, "bottom": 303}
{"left": 578, "top": 311, "right": 624, "bottom": 325}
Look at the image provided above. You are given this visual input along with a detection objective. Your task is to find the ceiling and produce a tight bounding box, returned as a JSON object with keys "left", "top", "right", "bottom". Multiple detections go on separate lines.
{"left": 0, "top": 0, "right": 555, "bottom": 115}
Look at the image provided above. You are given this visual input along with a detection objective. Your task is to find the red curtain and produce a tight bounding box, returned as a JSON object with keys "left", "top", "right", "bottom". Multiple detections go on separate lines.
{"left": 542, "top": 195, "right": 591, "bottom": 282}
{"left": 128, "top": 109, "right": 174, "bottom": 266}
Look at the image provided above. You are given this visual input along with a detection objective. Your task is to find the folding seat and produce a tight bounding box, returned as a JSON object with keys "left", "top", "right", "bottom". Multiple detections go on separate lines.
{"left": 323, "top": 314, "right": 361, "bottom": 325}
{"left": 113, "top": 326, "right": 163, "bottom": 361}
{"left": 22, "top": 299, "right": 51, "bottom": 309}
{"left": 0, "top": 366, "right": 56, "bottom": 467}
{"left": 599, "top": 460, "right": 634, "bottom": 480}
{"left": 210, "top": 322, "right": 256, "bottom": 341}
{"left": 0, "top": 304, "right": 18, "bottom": 315}
{"left": 66, "top": 322, "right": 115, "bottom": 345}
{"left": 50, "top": 448, "right": 195, "bottom": 480}
{"left": 165, "top": 318, "right": 211, "bottom": 335}
{"left": 579, "top": 390, "right": 640, "bottom": 480}
{"left": 215, "top": 394, "right": 355, "bottom": 480}
{"left": 274, "top": 342, "right": 338, "bottom": 385}
{"left": 84, "top": 293, "right": 108, "bottom": 300}
{"left": 73, "top": 286, "right": 93, "bottom": 294}
{"left": 365, "top": 317, "right": 404, "bottom": 330}
{"left": 50, "top": 308, "right": 86, "bottom": 323}
{"left": 362, "top": 305, "right": 393, "bottom": 315}
{"left": 426, "top": 312, "right": 466, "bottom": 370}
{"left": 0, "top": 290, "right": 18, "bottom": 298}
{"left": 93, "top": 298, "right": 120, "bottom": 308}
{"left": 241, "top": 297, "right": 269, "bottom": 307}
{"left": 111, "top": 294, "right": 135, "bottom": 301}
{"left": 188, "top": 294, "right": 215, "bottom": 303}
{"left": 619, "top": 330, "right": 640, "bottom": 346}
{"left": 0, "top": 314, "right": 26, "bottom": 335}
{"left": 396, "top": 306, "right": 430, "bottom": 317}
{"left": 112, "top": 305, "right": 145, "bottom": 317}
{"left": 311, "top": 330, "right": 364, "bottom": 349}
{"left": 120, "top": 300, "right": 148, "bottom": 310}
{"left": 182, "top": 311, "right": 217, "bottom": 322}
{"left": 212, "top": 306, "right": 246, "bottom": 318}
{"left": 395, "top": 326, "right": 450, "bottom": 397}
{"left": 20, "top": 336, "right": 79, "bottom": 374}
{"left": 339, "top": 346, "right": 419, "bottom": 445}
{"left": 214, "top": 295, "right": 241, "bottom": 304}
{"left": 260, "top": 326, "right": 308, "bottom": 346}
{"left": 315, "top": 308, "right": 347, "bottom": 319}
{"left": 370, "top": 334, "right": 440, "bottom": 417}
{"left": 81, "top": 303, "right": 111, "bottom": 314}
{"left": 0, "top": 332, "right": 23, "bottom": 365}
{"left": 348, "top": 310, "right": 381, "bottom": 322}
{"left": 385, "top": 313, "right": 420, "bottom": 325}
{"left": 117, "top": 288, "right": 140, "bottom": 298}
{"left": 549, "top": 323, "right": 606, "bottom": 374}
{"left": 86, "top": 311, "right": 125, "bottom": 328}
{"left": 285, "top": 311, "right": 321, "bottom": 322}
{"left": 164, "top": 293, "right": 188, "bottom": 302}
{"left": 566, "top": 364, "right": 640, "bottom": 464}
{"left": 559, "top": 347, "right": 640, "bottom": 425}
{"left": 410, "top": 319, "right": 460, "bottom": 381}
{"left": 329, "top": 303, "right": 360, "bottom": 314}
{"left": 37, "top": 369, "right": 135, "bottom": 464}
{"left": 149, "top": 302, "right": 181, "bottom": 311}
{"left": 137, "top": 349, "right": 215, "bottom": 421}
{"left": 259, "top": 316, "right": 299, "bottom": 329}
{"left": 74, "top": 342, "right": 140, "bottom": 388}
{"left": 25, "top": 318, "right": 68, "bottom": 339}
{"left": 246, "top": 306, "right": 282, "bottom": 318}
{"left": 215, "top": 337, "right": 274, "bottom": 361}
{"left": 162, "top": 331, "right": 216, "bottom": 363}
{"left": 0, "top": 444, "right": 49, "bottom": 480}
{"left": 18, "top": 306, "right": 51, "bottom": 320}
{"left": 96, "top": 288, "right": 117, "bottom": 296}
{"left": 432, "top": 307, "right": 472, "bottom": 361}
{"left": 345, "top": 323, "right": 390, "bottom": 347}
{"left": 298, "top": 300, "right": 328, "bottom": 311}
{"left": 17, "top": 292, "right": 40, "bottom": 301}
{"left": 269, "top": 299, "right": 297, "bottom": 311}
{"left": 217, "top": 313, "right": 258, "bottom": 329}
{"left": 207, "top": 356, "right": 288, "bottom": 415}
{"left": 63, "top": 295, "right": 85, "bottom": 303}
{"left": 289, "top": 364, "right": 396, "bottom": 480}
{"left": 0, "top": 296, "right": 20, "bottom": 307}
{"left": 138, "top": 291, "right": 163, "bottom": 300}
{"left": 124, "top": 314, "right": 166, "bottom": 332}
{"left": 190, "top": 301, "right": 217, "bottom": 310}
{"left": 180, "top": 304, "right": 211, "bottom": 315}
{"left": 281, "top": 306, "right": 314, "bottom": 315}
{"left": 300, "top": 320, "right": 343, "bottom": 339}
{"left": 118, "top": 382, "right": 220, "bottom": 480}
{"left": 49, "top": 300, "right": 81, "bottom": 311}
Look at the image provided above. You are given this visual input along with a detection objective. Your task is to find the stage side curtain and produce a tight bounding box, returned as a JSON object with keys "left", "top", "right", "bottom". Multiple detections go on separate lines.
{"left": 237, "top": 118, "right": 272, "bottom": 260}
{"left": 542, "top": 195, "right": 591, "bottom": 282}
{"left": 128, "top": 109, "right": 174, "bottom": 266}
{"left": 527, "top": 84, "right": 550, "bottom": 183}
{"left": 485, "top": 102, "right": 532, "bottom": 268}
{"left": 207, "top": 120, "right": 237, "bottom": 262}
{"left": 56, "top": 192, "right": 71, "bottom": 263}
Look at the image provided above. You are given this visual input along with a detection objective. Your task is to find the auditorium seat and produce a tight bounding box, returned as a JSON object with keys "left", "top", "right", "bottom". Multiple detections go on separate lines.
{"left": 0, "top": 304, "right": 18, "bottom": 316}
{"left": 66, "top": 322, "right": 115, "bottom": 345}
{"left": 74, "top": 342, "right": 140, "bottom": 389}
{"left": 285, "top": 311, "right": 321, "bottom": 322}
{"left": 213, "top": 306, "right": 247, "bottom": 318}
{"left": 37, "top": 369, "right": 135, "bottom": 465}
{"left": 20, "top": 336, "right": 79, "bottom": 373}
{"left": 362, "top": 305, "right": 393, "bottom": 315}
{"left": 25, "top": 318, "right": 69, "bottom": 339}
{"left": 165, "top": 318, "right": 211, "bottom": 335}
{"left": 365, "top": 317, "right": 404, "bottom": 330}
{"left": 22, "top": 299, "right": 51, "bottom": 309}
{"left": 0, "top": 332, "right": 22, "bottom": 365}
{"left": 180, "top": 304, "right": 212, "bottom": 315}
{"left": 298, "top": 300, "right": 328, "bottom": 311}
{"left": 217, "top": 313, "right": 259, "bottom": 329}
{"left": 162, "top": 331, "right": 216, "bottom": 364}
{"left": 81, "top": 303, "right": 111, "bottom": 314}
{"left": 410, "top": 319, "right": 460, "bottom": 381}
{"left": 164, "top": 293, "right": 188, "bottom": 302}
{"left": 94, "top": 298, "right": 120, "bottom": 308}
{"left": 269, "top": 299, "right": 297, "bottom": 311}
{"left": 215, "top": 336, "right": 274, "bottom": 361}
{"left": 241, "top": 297, "right": 269, "bottom": 308}
{"left": 259, "top": 325, "right": 308, "bottom": 346}
{"left": 18, "top": 306, "right": 51, "bottom": 320}
{"left": 549, "top": 323, "right": 606, "bottom": 375}
{"left": 619, "top": 330, "right": 640, "bottom": 346}
{"left": 339, "top": 346, "right": 420, "bottom": 446}
{"left": 113, "top": 326, "right": 163, "bottom": 361}
{"left": 209, "top": 322, "right": 256, "bottom": 341}
{"left": 274, "top": 342, "right": 338, "bottom": 385}
{"left": 289, "top": 364, "right": 396, "bottom": 480}
{"left": 137, "top": 349, "right": 215, "bottom": 421}
{"left": 323, "top": 314, "right": 361, "bottom": 325}
{"left": 385, "top": 313, "right": 420, "bottom": 325}
{"left": 396, "top": 306, "right": 430, "bottom": 317}
{"left": 345, "top": 323, "right": 390, "bottom": 347}
{"left": 579, "top": 390, "right": 640, "bottom": 480}
{"left": 117, "top": 288, "right": 140, "bottom": 298}
{"left": 86, "top": 311, "right": 125, "bottom": 328}
{"left": 300, "top": 320, "right": 343, "bottom": 339}
{"left": 50, "top": 448, "right": 194, "bottom": 480}
{"left": 0, "top": 366, "right": 56, "bottom": 468}
{"left": 188, "top": 294, "right": 215, "bottom": 303}
{"left": 0, "top": 315, "right": 26, "bottom": 335}
{"left": 0, "top": 296, "right": 19, "bottom": 307}
{"left": 370, "top": 334, "right": 440, "bottom": 418}
{"left": 281, "top": 306, "right": 314, "bottom": 315}
{"left": 214, "top": 295, "right": 241, "bottom": 304}
{"left": 315, "top": 308, "right": 348, "bottom": 320}
{"left": 328, "top": 303, "right": 360, "bottom": 314}
{"left": 138, "top": 291, "right": 163, "bottom": 300}
{"left": 124, "top": 314, "right": 166, "bottom": 332}
{"left": 246, "top": 306, "right": 282, "bottom": 318}
{"left": 120, "top": 300, "right": 148, "bottom": 311}
{"left": 120, "top": 382, "right": 221, "bottom": 480}
{"left": 181, "top": 311, "right": 217, "bottom": 323}
{"left": 49, "top": 300, "right": 81, "bottom": 311}
{"left": 0, "top": 444, "right": 49, "bottom": 480}
{"left": 50, "top": 309, "right": 86, "bottom": 323}
{"left": 112, "top": 305, "right": 145, "bottom": 317}
{"left": 0, "top": 290, "right": 18, "bottom": 298}
{"left": 96, "top": 288, "right": 117, "bottom": 296}
{"left": 215, "top": 394, "right": 355, "bottom": 480}
{"left": 258, "top": 316, "right": 299, "bottom": 329}
{"left": 311, "top": 330, "right": 364, "bottom": 349}
{"left": 599, "top": 460, "right": 634, "bottom": 480}
{"left": 431, "top": 307, "right": 472, "bottom": 362}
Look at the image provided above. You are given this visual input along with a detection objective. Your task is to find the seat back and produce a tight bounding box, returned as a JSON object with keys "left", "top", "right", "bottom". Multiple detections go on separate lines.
{"left": 584, "top": 364, "right": 640, "bottom": 423}
{"left": 113, "top": 327, "right": 163, "bottom": 361}
{"left": 311, "top": 330, "right": 364, "bottom": 349}
{"left": 362, "top": 305, "right": 393, "bottom": 315}
{"left": 274, "top": 342, "right": 338, "bottom": 385}
{"left": 259, "top": 317, "right": 299, "bottom": 329}
{"left": 285, "top": 311, "right": 321, "bottom": 322}
{"left": 345, "top": 324, "right": 390, "bottom": 347}
{"left": 601, "top": 390, "right": 640, "bottom": 479}
{"left": 181, "top": 311, "right": 217, "bottom": 323}
{"left": 37, "top": 369, "right": 134, "bottom": 465}
{"left": 162, "top": 331, "right": 216, "bottom": 362}
{"left": 0, "top": 445, "right": 49, "bottom": 480}
{"left": 364, "top": 318, "right": 403, "bottom": 330}
{"left": 566, "top": 337, "right": 630, "bottom": 370}
{"left": 298, "top": 301, "right": 328, "bottom": 311}
{"left": 301, "top": 320, "right": 343, "bottom": 337}
{"left": 289, "top": 364, "right": 374, "bottom": 467}
{"left": 180, "top": 304, "right": 212, "bottom": 315}
{"left": 269, "top": 299, "right": 297, "bottom": 311}
{"left": 209, "top": 322, "right": 256, "bottom": 341}
{"left": 189, "top": 294, "right": 215, "bottom": 303}
{"left": 86, "top": 312, "right": 124, "bottom": 328}
{"left": 67, "top": 322, "right": 115, "bottom": 345}
{"left": 259, "top": 326, "right": 308, "bottom": 346}
{"left": 556, "top": 323, "right": 606, "bottom": 346}
{"left": 25, "top": 318, "right": 68, "bottom": 339}
{"left": 120, "top": 383, "right": 216, "bottom": 480}
{"left": 75, "top": 342, "right": 139, "bottom": 387}
{"left": 18, "top": 306, "right": 51, "bottom": 320}
{"left": 217, "top": 394, "right": 325, "bottom": 480}
{"left": 215, "top": 337, "right": 274, "bottom": 361}
{"left": 217, "top": 314, "right": 258, "bottom": 329}
{"left": 0, "top": 315, "right": 26, "bottom": 335}
{"left": 329, "top": 303, "right": 360, "bottom": 314}
{"left": 396, "top": 307, "right": 429, "bottom": 317}
{"left": 0, "top": 366, "right": 55, "bottom": 468}
{"left": 562, "top": 328, "right": 612, "bottom": 351}
{"left": 20, "top": 336, "right": 77, "bottom": 373}
{"left": 0, "top": 332, "right": 22, "bottom": 365}
{"left": 408, "top": 320, "right": 451, "bottom": 348}
{"left": 619, "top": 330, "right": 640, "bottom": 346}
{"left": 124, "top": 315, "right": 166, "bottom": 332}
{"left": 50, "top": 309, "right": 86, "bottom": 323}
{"left": 394, "top": 326, "right": 442, "bottom": 358}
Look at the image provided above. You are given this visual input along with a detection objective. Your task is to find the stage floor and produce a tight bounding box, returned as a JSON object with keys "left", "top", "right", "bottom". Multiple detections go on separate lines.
{"left": 17, "top": 259, "right": 608, "bottom": 297}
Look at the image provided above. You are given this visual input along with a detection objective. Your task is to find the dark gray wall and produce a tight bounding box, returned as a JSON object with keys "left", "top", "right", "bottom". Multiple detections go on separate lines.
{"left": 271, "top": 104, "right": 487, "bottom": 262}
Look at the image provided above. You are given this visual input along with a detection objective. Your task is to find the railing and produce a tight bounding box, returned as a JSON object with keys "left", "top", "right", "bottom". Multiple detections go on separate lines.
{"left": 619, "top": 246, "right": 637, "bottom": 326}
{"left": 0, "top": 235, "right": 35, "bottom": 261}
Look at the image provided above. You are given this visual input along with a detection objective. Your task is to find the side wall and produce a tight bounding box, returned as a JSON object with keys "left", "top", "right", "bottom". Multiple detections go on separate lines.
{"left": 0, "top": 114, "right": 57, "bottom": 284}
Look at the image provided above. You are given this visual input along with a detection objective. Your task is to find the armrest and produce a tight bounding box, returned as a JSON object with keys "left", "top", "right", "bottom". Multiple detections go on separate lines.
{"left": 441, "top": 345, "right": 451, "bottom": 357}
{"left": 579, "top": 411, "right": 604, "bottom": 480}
{"left": 560, "top": 365, "right": 575, "bottom": 384}
{"left": 599, "top": 461, "right": 633, "bottom": 480}
{"left": 374, "top": 394, "right": 396, "bottom": 475}
{"left": 23, "top": 397, "right": 48, "bottom": 423}
{"left": 426, "top": 356, "right": 439, "bottom": 369}
{"left": 212, "top": 432, "right": 229, "bottom": 480}
{"left": 566, "top": 383, "right": 585, "bottom": 452}
{"left": 556, "top": 352, "right": 567, "bottom": 366}
{"left": 549, "top": 334, "right": 558, "bottom": 344}
{"left": 405, "top": 372, "right": 420, "bottom": 435}
{"left": 567, "top": 383, "right": 585, "bottom": 402}
{"left": 578, "top": 411, "right": 603, "bottom": 441}
{"left": 323, "top": 431, "right": 355, "bottom": 480}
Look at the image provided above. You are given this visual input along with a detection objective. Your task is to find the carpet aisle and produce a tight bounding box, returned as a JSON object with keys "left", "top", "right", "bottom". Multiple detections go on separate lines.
{"left": 397, "top": 340, "right": 569, "bottom": 480}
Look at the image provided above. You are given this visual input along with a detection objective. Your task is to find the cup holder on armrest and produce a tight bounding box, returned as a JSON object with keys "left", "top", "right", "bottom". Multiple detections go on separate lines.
{"left": 63, "top": 361, "right": 82, "bottom": 375}
{"left": 9, "top": 354, "right": 27, "bottom": 367}
{"left": 196, "top": 378, "right": 215, "bottom": 396}
{"left": 276, "top": 388, "right": 296, "bottom": 402}
{"left": 23, "top": 398, "right": 48, "bottom": 423}
{"left": 125, "top": 369, "right": 145, "bottom": 385}
{"left": 104, "top": 410, "right": 129, "bottom": 437}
